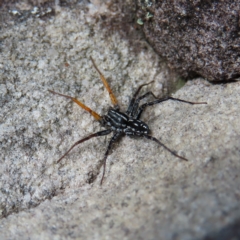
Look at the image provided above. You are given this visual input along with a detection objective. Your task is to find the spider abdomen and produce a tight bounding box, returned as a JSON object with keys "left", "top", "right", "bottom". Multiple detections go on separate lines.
{"left": 103, "top": 108, "right": 150, "bottom": 135}
{"left": 124, "top": 119, "right": 150, "bottom": 136}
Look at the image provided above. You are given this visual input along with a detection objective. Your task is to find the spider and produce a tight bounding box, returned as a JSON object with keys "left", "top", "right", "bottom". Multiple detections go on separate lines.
{"left": 49, "top": 57, "right": 207, "bottom": 185}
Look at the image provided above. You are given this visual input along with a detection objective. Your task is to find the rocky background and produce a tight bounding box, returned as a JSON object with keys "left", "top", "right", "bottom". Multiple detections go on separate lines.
{"left": 137, "top": 0, "right": 240, "bottom": 81}
{"left": 0, "top": 1, "right": 240, "bottom": 239}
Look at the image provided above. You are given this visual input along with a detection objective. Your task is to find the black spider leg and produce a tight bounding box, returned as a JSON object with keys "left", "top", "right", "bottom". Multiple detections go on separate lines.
{"left": 100, "top": 132, "right": 123, "bottom": 185}
{"left": 136, "top": 96, "right": 207, "bottom": 119}
{"left": 129, "top": 91, "right": 159, "bottom": 117}
{"left": 136, "top": 97, "right": 206, "bottom": 161}
{"left": 143, "top": 134, "right": 188, "bottom": 161}
{"left": 56, "top": 129, "right": 112, "bottom": 164}
{"left": 126, "top": 81, "right": 154, "bottom": 116}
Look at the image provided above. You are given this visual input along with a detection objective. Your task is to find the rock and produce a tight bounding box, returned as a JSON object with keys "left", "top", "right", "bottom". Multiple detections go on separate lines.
{"left": 0, "top": 1, "right": 240, "bottom": 240}
{"left": 137, "top": 0, "right": 240, "bottom": 81}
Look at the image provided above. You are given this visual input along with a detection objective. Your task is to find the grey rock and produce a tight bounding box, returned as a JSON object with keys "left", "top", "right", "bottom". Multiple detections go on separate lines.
{"left": 0, "top": 1, "right": 240, "bottom": 240}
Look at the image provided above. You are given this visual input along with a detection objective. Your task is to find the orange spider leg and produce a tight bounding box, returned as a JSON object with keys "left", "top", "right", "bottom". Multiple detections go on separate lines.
{"left": 48, "top": 90, "right": 102, "bottom": 121}
{"left": 90, "top": 56, "right": 118, "bottom": 107}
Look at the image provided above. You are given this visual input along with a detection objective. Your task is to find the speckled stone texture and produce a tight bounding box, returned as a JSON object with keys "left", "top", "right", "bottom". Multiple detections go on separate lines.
{"left": 137, "top": 0, "right": 240, "bottom": 81}
{"left": 0, "top": 1, "right": 240, "bottom": 240}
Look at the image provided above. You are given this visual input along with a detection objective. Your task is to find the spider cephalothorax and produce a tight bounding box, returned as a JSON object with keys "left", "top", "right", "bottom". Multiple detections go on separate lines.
{"left": 49, "top": 57, "right": 206, "bottom": 185}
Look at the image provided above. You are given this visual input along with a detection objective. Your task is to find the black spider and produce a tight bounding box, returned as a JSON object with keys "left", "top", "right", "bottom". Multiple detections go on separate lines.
{"left": 49, "top": 57, "right": 207, "bottom": 185}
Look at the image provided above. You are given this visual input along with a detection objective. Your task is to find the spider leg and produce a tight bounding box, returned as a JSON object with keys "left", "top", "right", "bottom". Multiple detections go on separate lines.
{"left": 56, "top": 129, "right": 112, "bottom": 163}
{"left": 136, "top": 96, "right": 207, "bottom": 119}
{"left": 90, "top": 57, "right": 119, "bottom": 108}
{"left": 143, "top": 134, "right": 188, "bottom": 161}
{"left": 129, "top": 91, "right": 158, "bottom": 117}
{"left": 49, "top": 90, "right": 102, "bottom": 121}
{"left": 100, "top": 132, "right": 122, "bottom": 185}
{"left": 126, "top": 81, "right": 154, "bottom": 115}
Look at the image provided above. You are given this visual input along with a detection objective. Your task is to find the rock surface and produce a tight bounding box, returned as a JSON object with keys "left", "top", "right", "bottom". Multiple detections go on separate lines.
{"left": 137, "top": 0, "right": 240, "bottom": 81}
{"left": 0, "top": 1, "right": 240, "bottom": 240}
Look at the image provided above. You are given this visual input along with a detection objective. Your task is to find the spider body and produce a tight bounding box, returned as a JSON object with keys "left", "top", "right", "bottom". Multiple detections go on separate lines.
{"left": 102, "top": 108, "right": 150, "bottom": 136}
{"left": 49, "top": 57, "right": 207, "bottom": 185}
